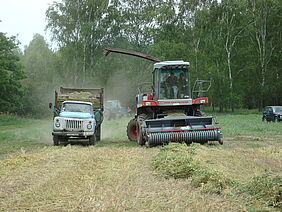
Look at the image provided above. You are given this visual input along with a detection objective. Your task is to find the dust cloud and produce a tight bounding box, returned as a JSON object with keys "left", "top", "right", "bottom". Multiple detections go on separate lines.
{"left": 105, "top": 70, "right": 136, "bottom": 108}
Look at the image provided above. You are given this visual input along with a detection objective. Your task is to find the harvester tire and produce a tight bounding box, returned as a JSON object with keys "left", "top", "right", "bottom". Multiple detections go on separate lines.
{"left": 89, "top": 135, "right": 96, "bottom": 145}
{"left": 137, "top": 122, "right": 146, "bottom": 146}
{"left": 53, "top": 135, "right": 59, "bottom": 146}
{"left": 219, "top": 138, "right": 223, "bottom": 145}
{"left": 137, "top": 114, "right": 150, "bottom": 146}
{"left": 127, "top": 118, "right": 138, "bottom": 142}
{"left": 145, "top": 141, "right": 152, "bottom": 148}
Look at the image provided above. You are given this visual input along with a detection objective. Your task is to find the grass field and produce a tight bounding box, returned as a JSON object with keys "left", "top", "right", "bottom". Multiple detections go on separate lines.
{"left": 0, "top": 113, "right": 281, "bottom": 211}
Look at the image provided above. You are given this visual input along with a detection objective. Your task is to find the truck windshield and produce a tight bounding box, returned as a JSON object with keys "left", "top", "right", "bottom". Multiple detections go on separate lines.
{"left": 159, "top": 69, "right": 190, "bottom": 99}
{"left": 62, "top": 103, "right": 92, "bottom": 113}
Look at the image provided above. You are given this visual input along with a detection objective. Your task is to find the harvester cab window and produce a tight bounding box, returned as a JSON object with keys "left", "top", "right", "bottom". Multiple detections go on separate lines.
{"left": 159, "top": 69, "right": 190, "bottom": 99}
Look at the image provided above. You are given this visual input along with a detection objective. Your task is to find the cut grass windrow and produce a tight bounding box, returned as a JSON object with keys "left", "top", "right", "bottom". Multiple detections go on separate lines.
{"left": 153, "top": 143, "right": 282, "bottom": 210}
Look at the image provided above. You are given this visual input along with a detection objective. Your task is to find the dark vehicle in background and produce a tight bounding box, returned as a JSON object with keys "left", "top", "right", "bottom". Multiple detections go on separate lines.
{"left": 262, "top": 106, "right": 282, "bottom": 122}
{"left": 104, "top": 100, "right": 129, "bottom": 120}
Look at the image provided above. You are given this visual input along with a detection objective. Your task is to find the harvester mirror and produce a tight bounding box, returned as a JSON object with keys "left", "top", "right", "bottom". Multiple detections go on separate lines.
{"left": 213, "top": 117, "right": 219, "bottom": 124}
{"left": 49, "top": 103, "right": 53, "bottom": 109}
{"left": 151, "top": 85, "right": 155, "bottom": 94}
{"left": 208, "top": 72, "right": 212, "bottom": 81}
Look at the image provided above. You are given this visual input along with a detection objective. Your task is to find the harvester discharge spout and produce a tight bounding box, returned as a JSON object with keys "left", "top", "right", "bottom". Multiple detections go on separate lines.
{"left": 104, "top": 48, "right": 161, "bottom": 63}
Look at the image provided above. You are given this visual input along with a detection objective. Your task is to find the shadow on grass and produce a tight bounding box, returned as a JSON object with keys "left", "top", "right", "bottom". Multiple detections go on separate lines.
{"left": 56, "top": 138, "right": 140, "bottom": 149}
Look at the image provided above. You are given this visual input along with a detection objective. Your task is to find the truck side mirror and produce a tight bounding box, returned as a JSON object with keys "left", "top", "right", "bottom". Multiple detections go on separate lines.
{"left": 49, "top": 103, "right": 53, "bottom": 109}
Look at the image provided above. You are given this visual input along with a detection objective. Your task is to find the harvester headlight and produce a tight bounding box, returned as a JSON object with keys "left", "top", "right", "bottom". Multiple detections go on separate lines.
{"left": 87, "top": 124, "right": 92, "bottom": 129}
{"left": 145, "top": 102, "right": 152, "bottom": 106}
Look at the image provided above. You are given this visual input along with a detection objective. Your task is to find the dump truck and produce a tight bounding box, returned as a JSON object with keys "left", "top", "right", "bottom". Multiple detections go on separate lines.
{"left": 105, "top": 48, "right": 223, "bottom": 147}
{"left": 49, "top": 87, "right": 104, "bottom": 146}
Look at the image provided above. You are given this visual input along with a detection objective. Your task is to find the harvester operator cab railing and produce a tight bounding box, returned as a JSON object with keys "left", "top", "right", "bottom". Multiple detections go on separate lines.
{"left": 136, "top": 82, "right": 154, "bottom": 106}
{"left": 192, "top": 72, "right": 212, "bottom": 98}
{"left": 153, "top": 61, "right": 191, "bottom": 100}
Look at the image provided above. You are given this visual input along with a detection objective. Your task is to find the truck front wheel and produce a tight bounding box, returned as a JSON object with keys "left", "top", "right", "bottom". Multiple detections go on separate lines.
{"left": 53, "top": 135, "right": 59, "bottom": 146}
{"left": 89, "top": 135, "right": 96, "bottom": 145}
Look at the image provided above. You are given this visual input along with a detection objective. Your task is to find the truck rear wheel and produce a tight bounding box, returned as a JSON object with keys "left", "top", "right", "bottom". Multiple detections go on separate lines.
{"left": 127, "top": 118, "right": 137, "bottom": 142}
{"left": 53, "top": 135, "right": 59, "bottom": 146}
{"left": 89, "top": 135, "right": 96, "bottom": 145}
{"left": 96, "top": 125, "right": 101, "bottom": 141}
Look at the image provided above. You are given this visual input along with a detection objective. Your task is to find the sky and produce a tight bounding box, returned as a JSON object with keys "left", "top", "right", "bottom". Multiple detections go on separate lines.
{"left": 0, "top": 0, "right": 58, "bottom": 49}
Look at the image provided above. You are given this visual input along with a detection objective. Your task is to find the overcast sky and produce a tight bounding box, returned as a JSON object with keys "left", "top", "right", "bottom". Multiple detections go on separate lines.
{"left": 0, "top": 0, "right": 58, "bottom": 49}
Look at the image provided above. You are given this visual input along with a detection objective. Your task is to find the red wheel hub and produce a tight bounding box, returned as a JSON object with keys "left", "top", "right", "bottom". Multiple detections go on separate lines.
{"left": 129, "top": 124, "right": 137, "bottom": 139}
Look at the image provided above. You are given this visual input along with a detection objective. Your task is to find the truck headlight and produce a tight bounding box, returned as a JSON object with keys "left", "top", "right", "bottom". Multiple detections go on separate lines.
{"left": 87, "top": 121, "right": 92, "bottom": 129}
{"left": 55, "top": 119, "right": 60, "bottom": 128}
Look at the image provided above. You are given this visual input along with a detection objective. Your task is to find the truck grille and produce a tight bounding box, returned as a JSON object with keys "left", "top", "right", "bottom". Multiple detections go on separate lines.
{"left": 66, "top": 119, "right": 83, "bottom": 131}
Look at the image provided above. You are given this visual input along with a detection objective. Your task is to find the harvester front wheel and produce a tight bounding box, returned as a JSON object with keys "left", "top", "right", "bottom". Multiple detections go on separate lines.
{"left": 137, "top": 122, "right": 146, "bottom": 145}
{"left": 145, "top": 141, "right": 152, "bottom": 148}
{"left": 127, "top": 118, "right": 138, "bottom": 142}
{"left": 218, "top": 138, "right": 223, "bottom": 145}
{"left": 137, "top": 114, "right": 150, "bottom": 146}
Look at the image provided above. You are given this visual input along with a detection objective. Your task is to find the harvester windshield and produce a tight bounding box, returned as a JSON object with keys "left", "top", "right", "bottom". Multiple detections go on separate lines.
{"left": 158, "top": 68, "right": 190, "bottom": 99}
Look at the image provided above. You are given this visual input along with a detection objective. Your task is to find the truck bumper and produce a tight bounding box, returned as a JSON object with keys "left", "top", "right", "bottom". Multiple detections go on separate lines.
{"left": 52, "top": 131, "right": 94, "bottom": 137}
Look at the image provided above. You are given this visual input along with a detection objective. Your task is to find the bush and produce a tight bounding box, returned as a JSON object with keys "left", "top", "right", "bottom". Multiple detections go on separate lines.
{"left": 153, "top": 143, "right": 231, "bottom": 194}
{"left": 153, "top": 143, "right": 200, "bottom": 178}
{"left": 191, "top": 169, "right": 232, "bottom": 194}
{"left": 153, "top": 144, "right": 281, "bottom": 209}
{"left": 243, "top": 172, "right": 282, "bottom": 208}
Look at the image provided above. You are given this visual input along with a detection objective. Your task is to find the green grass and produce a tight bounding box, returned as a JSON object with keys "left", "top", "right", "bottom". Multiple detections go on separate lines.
{"left": 242, "top": 172, "right": 282, "bottom": 208}
{"left": 153, "top": 143, "right": 200, "bottom": 178}
{"left": 0, "top": 114, "right": 50, "bottom": 155}
{"left": 0, "top": 113, "right": 33, "bottom": 126}
{"left": 215, "top": 113, "right": 282, "bottom": 137}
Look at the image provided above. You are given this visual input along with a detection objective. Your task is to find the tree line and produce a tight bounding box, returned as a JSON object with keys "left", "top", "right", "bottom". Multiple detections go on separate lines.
{"left": 0, "top": 0, "right": 281, "bottom": 116}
